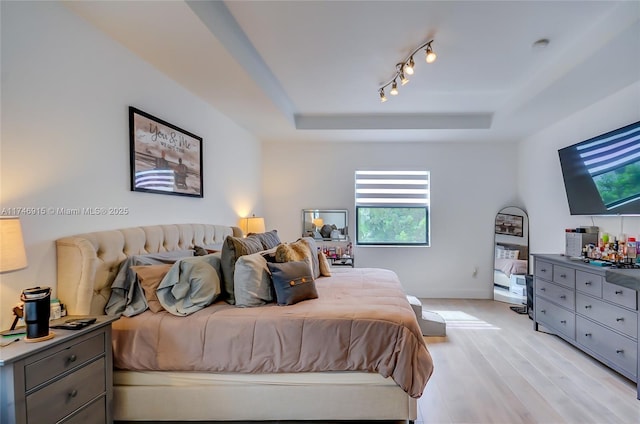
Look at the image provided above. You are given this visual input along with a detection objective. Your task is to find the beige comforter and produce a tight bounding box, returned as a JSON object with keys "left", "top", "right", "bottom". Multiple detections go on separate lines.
{"left": 111, "top": 268, "right": 434, "bottom": 398}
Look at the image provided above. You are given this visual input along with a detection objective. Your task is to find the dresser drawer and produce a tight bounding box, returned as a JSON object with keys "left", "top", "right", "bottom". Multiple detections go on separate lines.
{"left": 26, "top": 358, "right": 105, "bottom": 423}
{"left": 576, "top": 293, "right": 637, "bottom": 340}
{"left": 536, "top": 279, "right": 575, "bottom": 311}
{"left": 576, "top": 316, "right": 637, "bottom": 379}
{"left": 576, "top": 270, "right": 603, "bottom": 298}
{"left": 534, "top": 260, "right": 553, "bottom": 280}
{"left": 536, "top": 297, "right": 575, "bottom": 340}
{"left": 60, "top": 395, "right": 106, "bottom": 424}
{"left": 602, "top": 281, "right": 637, "bottom": 310}
{"left": 553, "top": 264, "right": 575, "bottom": 288}
{"left": 25, "top": 333, "right": 105, "bottom": 391}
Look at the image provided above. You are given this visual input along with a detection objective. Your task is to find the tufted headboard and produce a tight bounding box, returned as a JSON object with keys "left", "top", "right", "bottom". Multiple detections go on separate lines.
{"left": 56, "top": 223, "right": 242, "bottom": 316}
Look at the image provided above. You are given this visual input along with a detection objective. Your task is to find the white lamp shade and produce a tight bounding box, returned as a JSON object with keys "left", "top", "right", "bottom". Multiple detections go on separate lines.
{"left": 238, "top": 216, "right": 266, "bottom": 236}
{"left": 0, "top": 216, "right": 27, "bottom": 273}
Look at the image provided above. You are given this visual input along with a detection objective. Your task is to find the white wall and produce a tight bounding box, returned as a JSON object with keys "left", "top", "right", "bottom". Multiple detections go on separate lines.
{"left": 0, "top": 2, "right": 263, "bottom": 329}
{"left": 520, "top": 82, "right": 640, "bottom": 255}
{"left": 263, "top": 141, "right": 520, "bottom": 298}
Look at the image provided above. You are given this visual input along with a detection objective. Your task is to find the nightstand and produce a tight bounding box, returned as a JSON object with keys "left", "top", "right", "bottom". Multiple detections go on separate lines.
{"left": 0, "top": 315, "right": 118, "bottom": 424}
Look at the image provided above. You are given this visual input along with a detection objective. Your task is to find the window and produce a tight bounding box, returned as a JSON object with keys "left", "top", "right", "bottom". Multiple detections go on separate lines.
{"left": 355, "top": 170, "right": 430, "bottom": 246}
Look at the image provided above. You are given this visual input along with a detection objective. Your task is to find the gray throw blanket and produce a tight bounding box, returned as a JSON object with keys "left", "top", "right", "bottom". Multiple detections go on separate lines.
{"left": 105, "top": 250, "right": 195, "bottom": 317}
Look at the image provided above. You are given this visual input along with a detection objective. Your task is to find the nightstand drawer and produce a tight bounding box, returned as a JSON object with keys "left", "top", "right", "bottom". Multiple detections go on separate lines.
{"left": 60, "top": 395, "right": 106, "bottom": 424}
{"left": 576, "top": 293, "right": 637, "bottom": 340}
{"left": 25, "top": 333, "right": 104, "bottom": 391}
{"left": 26, "top": 358, "right": 105, "bottom": 423}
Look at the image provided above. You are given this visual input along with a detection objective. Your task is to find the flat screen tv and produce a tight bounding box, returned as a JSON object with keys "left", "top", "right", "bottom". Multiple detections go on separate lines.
{"left": 558, "top": 120, "right": 640, "bottom": 216}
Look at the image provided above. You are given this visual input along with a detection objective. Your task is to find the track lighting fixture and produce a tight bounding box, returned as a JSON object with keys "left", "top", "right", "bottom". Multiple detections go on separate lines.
{"left": 378, "top": 40, "right": 436, "bottom": 102}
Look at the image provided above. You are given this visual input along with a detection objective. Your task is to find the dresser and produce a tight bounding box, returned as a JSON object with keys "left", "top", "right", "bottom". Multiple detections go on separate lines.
{"left": 532, "top": 254, "right": 640, "bottom": 399}
{"left": 0, "top": 316, "right": 118, "bottom": 424}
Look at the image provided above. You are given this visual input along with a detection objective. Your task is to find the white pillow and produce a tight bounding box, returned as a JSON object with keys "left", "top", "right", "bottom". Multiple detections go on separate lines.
{"left": 496, "top": 248, "right": 519, "bottom": 260}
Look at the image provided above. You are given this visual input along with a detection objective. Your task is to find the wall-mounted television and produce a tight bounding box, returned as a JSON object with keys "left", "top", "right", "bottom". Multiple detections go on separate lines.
{"left": 558, "top": 120, "right": 640, "bottom": 216}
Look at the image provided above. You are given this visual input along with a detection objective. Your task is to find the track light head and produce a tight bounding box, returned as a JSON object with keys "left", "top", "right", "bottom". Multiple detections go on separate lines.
{"left": 425, "top": 44, "right": 436, "bottom": 63}
{"left": 400, "top": 72, "right": 409, "bottom": 85}
{"left": 404, "top": 57, "right": 415, "bottom": 75}
{"left": 379, "top": 89, "right": 387, "bottom": 103}
{"left": 390, "top": 81, "right": 398, "bottom": 96}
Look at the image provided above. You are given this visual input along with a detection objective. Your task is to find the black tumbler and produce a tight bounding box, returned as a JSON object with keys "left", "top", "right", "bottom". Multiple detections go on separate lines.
{"left": 21, "top": 286, "right": 51, "bottom": 339}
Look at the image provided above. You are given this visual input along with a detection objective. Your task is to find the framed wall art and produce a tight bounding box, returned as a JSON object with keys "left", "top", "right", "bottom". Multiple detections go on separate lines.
{"left": 129, "top": 107, "right": 203, "bottom": 198}
{"left": 494, "top": 213, "right": 524, "bottom": 237}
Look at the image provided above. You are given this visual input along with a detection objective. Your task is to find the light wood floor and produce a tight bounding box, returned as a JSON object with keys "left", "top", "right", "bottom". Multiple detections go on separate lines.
{"left": 417, "top": 299, "right": 640, "bottom": 424}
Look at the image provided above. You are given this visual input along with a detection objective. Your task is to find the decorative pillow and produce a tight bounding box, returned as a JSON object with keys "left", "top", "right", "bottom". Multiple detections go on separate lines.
{"left": 234, "top": 249, "right": 277, "bottom": 307}
{"left": 496, "top": 248, "right": 519, "bottom": 260}
{"left": 267, "top": 258, "right": 317, "bottom": 306}
{"left": 248, "top": 230, "right": 281, "bottom": 250}
{"left": 220, "top": 235, "right": 264, "bottom": 304}
{"left": 156, "top": 254, "right": 222, "bottom": 316}
{"left": 131, "top": 264, "right": 173, "bottom": 313}
{"left": 275, "top": 238, "right": 320, "bottom": 279}
{"left": 318, "top": 251, "right": 332, "bottom": 277}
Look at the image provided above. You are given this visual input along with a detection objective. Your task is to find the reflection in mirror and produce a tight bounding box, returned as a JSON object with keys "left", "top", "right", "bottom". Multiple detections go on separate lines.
{"left": 493, "top": 206, "right": 529, "bottom": 306}
{"left": 302, "top": 209, "right": 348, "bottom": 240}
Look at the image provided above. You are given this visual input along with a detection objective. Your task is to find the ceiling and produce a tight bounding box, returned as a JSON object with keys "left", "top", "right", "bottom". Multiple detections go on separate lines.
{"left": 65, "top": 0, "right": 640, "bottom": 144}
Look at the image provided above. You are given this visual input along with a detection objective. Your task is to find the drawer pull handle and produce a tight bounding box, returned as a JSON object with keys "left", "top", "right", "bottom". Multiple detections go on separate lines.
{"left": 616, "top": 317, "right": 624, "bottom": 322}
{"left": 68, "top": 354, "right": 77, "bottom": 363}
{"left": 560, "top": 320, "right": 567, "bottom": 324}
{"left": 541, "top": 269, "right": 547, "bottom": 273}
{"left": 585, "top": 333, "right": 592, "bottom": 337}
{"left": 584, "top": 305, "right": 592, "bottom": 309}
{"left": 541, "top": 310, "right": 546, "bottom": 314}
{"left": 616, "top": 349, "right": 624, "bottom": 354}
{"left": 540, "top": 287, "right": 546, "bottom": 291}
{"left": 559, "top": 295, "right": 566, "bottom": 299}
{"left": 560, "top": 274, "right": 567, "bottom": 278}
{"left": 615, "top": 290, "right": 623, "bottom": 295}
{"left": 68, "top": 389, "right": 78, "bottom": 399}
{"left": 585, "top": 281, "right": 592, "bottom": 286}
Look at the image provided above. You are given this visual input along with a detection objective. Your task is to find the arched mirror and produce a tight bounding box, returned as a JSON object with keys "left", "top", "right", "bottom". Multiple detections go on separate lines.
{"left": 493, "top": 206, "right": 529, "bottom": 305}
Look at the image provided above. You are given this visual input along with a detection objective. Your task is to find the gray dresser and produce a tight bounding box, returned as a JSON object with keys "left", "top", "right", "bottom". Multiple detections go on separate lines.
{"left": 532, "top": 254, "right": 640, "bottom": 399}
{"left": 0, "top": 316, "right": 118, "bottom": 424}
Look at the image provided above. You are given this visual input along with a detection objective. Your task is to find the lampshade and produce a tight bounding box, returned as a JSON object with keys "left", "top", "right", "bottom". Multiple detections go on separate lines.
{"left": 313, "top": 218, "right": 324, "bottom": 228}
{"left": 0, "top": 216, "right": 27, "bottom": 273}
{"left": 238, "top": 215, "right": 266, "bottom": 236}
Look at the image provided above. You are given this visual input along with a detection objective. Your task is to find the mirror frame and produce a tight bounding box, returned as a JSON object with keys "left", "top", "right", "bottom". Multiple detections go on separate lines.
{"left": 302, "top": 209, "right": 348, "bottom": 240}
{"left": 493, "top": 206, "right": 529, "bottom": 305}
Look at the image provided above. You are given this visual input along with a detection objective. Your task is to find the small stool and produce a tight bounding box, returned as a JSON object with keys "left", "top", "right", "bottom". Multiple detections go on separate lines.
{"left": 406, "top": 295, "right": 446, "bottom": 337}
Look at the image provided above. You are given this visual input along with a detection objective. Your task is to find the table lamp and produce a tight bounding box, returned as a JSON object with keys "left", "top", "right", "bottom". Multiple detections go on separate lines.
{"left": 1, "top": 216, "right": 28, "bottom": 335}
{"left": 238, "top": 215, "right": 266, "bottom": 236}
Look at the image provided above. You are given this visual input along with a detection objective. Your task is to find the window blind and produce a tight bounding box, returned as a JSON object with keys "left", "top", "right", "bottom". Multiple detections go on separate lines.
{"left": 355, "top": 170, "right": 429, "bottom": 206}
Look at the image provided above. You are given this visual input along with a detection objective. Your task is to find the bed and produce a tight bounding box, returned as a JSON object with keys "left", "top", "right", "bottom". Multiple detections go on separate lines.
{"left": 56, "top": 223, "right": 433, "bottom": 422}
{"left": 494, "top": 242, "right": 528, "bottom": 289}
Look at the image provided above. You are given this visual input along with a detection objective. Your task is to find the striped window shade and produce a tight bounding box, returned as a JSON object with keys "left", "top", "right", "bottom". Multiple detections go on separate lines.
{"left": 355, "top": 170, "right": 429, "bottom": 206}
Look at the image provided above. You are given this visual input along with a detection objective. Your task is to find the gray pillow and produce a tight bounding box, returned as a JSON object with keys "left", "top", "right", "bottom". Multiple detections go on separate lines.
{"left": 267, "top": 258, "right": 317, "bottom": 306}
{"left": 234, "top": 249, "right": 276, "bottom": 307}
{"left": 249, "top": 230, "right": 281, "bottom": 250}
{"left": 220, "top": 235, "right": 264, "bottom": 304}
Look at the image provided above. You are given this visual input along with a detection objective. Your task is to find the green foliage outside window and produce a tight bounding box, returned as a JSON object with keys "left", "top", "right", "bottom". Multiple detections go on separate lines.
{"left": 356, "top": 207, "right": 428, "bottom": 245}
{"left": 594, "top": 162, "right": 640, "bottom": 206}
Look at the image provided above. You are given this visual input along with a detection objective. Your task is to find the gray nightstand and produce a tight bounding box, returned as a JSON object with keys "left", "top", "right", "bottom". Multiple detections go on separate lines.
{"left": 0, "top": 315, "right": 118, "bottom": 424}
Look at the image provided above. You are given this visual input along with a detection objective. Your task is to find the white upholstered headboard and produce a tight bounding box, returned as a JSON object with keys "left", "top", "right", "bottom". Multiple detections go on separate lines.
{"left": 56, "top": 223, "right": 242, "bottom": 316}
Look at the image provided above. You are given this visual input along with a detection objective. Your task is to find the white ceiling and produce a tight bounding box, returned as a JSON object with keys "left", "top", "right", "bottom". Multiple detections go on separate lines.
{"left": 65, "top": 0, "right": 640, "bottom": 144}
